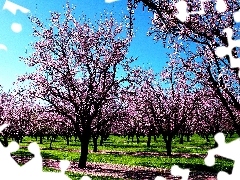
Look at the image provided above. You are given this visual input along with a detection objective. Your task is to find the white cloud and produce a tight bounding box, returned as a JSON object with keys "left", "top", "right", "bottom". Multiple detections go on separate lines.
{"left": 3, "top": 0, "right": 30, "bottom": 15}
{"left": 0, "top": 44, "right": 7, "bottom": 51}
{"left": 105, "top": 0, "right": 119, "bottom": 3}
{"left": 11, "top": 23, "right": 22, "bottom": 33}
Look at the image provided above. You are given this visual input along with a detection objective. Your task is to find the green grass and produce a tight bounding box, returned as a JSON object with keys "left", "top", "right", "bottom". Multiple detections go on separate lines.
{"left": 18, "top": 134, "right": 207, "bottom": 153}
{"left": 17, "top": 133, "right": 239, "bottom": 154}
{"left": 9, "top": 133, "right": 238, "bottom": 174}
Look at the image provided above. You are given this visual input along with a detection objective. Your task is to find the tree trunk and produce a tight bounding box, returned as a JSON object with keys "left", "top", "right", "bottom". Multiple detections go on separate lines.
{"left": 206, "top": 135, "right": 210, "bottom": 143}
{"left": 154, "top": 135, "right": 157, "bottom": 142}
{"left": 15, "top": 136, "right": 20, "bottom": 144}
{"left": 187, "top": 135, "right": 190, "bottom": 142}
{"left": 40, "top": 134, "right": 43, "bottom": 144}
{"left": 49, "top": 136, "right": 53, "bottom": 150}
{"left": 100, "top": 136, "right": 104, "bottom": 146}
{"left": 93, "top": 136, "right": 98, "bottom": 152}
{"left": 166, "top": 136, "right": 173, "bottom": 156}
{"left": 20, "top": 137, "right": 23, "bottom": 143}
{"left": 136, "top": 135, "right": 140, "bottom": 144}
{"left": 1, "top": 136, "right": 8, "bottom": 147}
{"left": 147, "top": 135, "right": 151, "bottom": 147}
{"left": 179, "top": 134, "right": 184, "bottom": 144}
{"left": 53, "top": 135, "right": 57, "bottom": 142}
{"left": 65, "top": 136, "right": 70, "bottom": 146}
{"left": 78, "top": 128, "right": 91, "bottom": 169}
{"left": 66, "top": 136, "right": 70, "bottom": 146}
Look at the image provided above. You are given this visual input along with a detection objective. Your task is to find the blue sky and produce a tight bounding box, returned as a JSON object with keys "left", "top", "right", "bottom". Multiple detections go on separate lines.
{"left": 0, "top": 0, "right": 169, "bottom": 92}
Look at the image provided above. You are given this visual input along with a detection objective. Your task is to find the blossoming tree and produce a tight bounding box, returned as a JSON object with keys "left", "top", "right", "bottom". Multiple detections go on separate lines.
{"left": 18, "top": 4, "right": 135, "bottom": 168}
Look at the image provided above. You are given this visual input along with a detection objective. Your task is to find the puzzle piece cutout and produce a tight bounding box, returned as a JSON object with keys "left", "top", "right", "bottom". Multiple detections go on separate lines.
{"left": 3, "top": 0, "right": 30, "bottom": 15}
{"left": 175, "top": 0, "right": 240, "bottom": 77}
{"left": 233, "top": 10, "right": 240, "bottom": 23}
{"left": 3, "top": 0, "right": 30, "bottom": 33}
{"left": 0, "top": 124, "right": 21, "bottom": 179}
{"left": 204, "top": 132, "right": 240, "bottom": 179}
{"left": 81, "top": 176, "right": 92, "bottom": 180}
{"left": 154, "top": 165, "right": 190, "bottom": 180}
{"left": 20, "top": 142, "right": 43, "bottom": 176}
{"left": 0, "top": 123, "right": 8, "bottom": 132}
{"left": 0, "top": 140, "right": 22, "bottom": 179}
{"left": 0, "top": 124, "right": 72, "bottom": 180}
{"left": 0, "top": 44, "right": 7, "bottom": 51}
{"left": 215, "top": 27, "right": 240, "bottom": 77}
{"left": 175, "top": 0, "right": 227, "bottom": 22}
{"left": 215, "top": 0, "right": 227, "bottom": 13}
{"left": 0, "top": 0, "right": 30, "bottom": 51}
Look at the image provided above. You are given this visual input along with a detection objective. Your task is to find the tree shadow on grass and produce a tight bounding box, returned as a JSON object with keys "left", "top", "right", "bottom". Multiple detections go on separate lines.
{"left": 12, "top": 155, "right": 219, "bottom": 180}
{"left": 70, "top": 161, "right": 173, "bottom": 180}
{"left": 111, "top": 164, "right": 218, "bottom": 180}
{"left": 11, "top": 151, "right": 32, "bottom": 157}
{"left": 10, "top": 153, "right": 33, "bottom": 166}
{"left": 40, "top": 151, "right": 65, "bottom": 160}
{"left": 99, "top": 151, "right": 206, "bottom": 159}
{"left": 12, "top": 150, "right": 63, "bottom": 161}
{"left": 103, "top": 143, "right": 160, "bottom": 150}
{"left": 174, "top": 162, "right": 233, "bottom": 174}
{"left": 69, "top": 161, "right": 218, "bottom": 180}
{"left": 69, "top": 143, "right": 80, "bottom": 147}
{"left": 19, "top": 145, "right": 208, "bottom": 159}
{"left": 123, "top": 169, "right": 173, "bottom": 180}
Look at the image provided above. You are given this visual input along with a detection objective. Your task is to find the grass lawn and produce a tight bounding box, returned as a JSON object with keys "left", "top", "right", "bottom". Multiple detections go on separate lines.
{"left": 9, "top": 133, "right": 237, "bottom": 178}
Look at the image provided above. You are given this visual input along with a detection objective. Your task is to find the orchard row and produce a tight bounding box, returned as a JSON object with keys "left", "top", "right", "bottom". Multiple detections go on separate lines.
{"left": 1, "top": 0, "right": 240, "bottom": 169}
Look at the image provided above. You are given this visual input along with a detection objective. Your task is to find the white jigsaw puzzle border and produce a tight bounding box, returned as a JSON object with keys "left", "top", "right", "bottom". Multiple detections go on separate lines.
{"left": 1, "top": 0, "right": 240, "bottom": 179}
{"left": 175, "top": 0, "right": 240, "bottom": 78}
{"left": 0, "top": 124, "right": 78, "bottom": 180}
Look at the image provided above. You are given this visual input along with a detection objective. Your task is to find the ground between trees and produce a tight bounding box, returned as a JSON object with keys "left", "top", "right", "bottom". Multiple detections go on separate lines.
{"left": 13, "top": 155, "right": 217, "bottom": 180}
